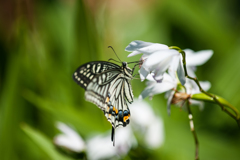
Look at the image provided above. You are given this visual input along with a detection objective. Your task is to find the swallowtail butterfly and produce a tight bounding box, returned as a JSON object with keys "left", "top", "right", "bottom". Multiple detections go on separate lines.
{"left": 73, "top": 61, "right": 134, "bottom": 145}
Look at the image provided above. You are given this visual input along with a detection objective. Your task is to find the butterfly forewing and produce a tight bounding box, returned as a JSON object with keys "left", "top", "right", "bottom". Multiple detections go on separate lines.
{"left": 73, "top": 61, "right": 121, "bottom": 89}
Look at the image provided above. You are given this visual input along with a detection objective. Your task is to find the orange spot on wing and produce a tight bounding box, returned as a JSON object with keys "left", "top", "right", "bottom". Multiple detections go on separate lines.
{"left": 123, "top": 115, "right": 129, "bottom": 122}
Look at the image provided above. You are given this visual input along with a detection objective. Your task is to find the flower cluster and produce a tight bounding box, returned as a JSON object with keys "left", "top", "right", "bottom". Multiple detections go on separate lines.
{"left": 125, "top": 41, "right": 213, "bottom": 114}
{"left": 54, "top": 99, "right": 164, "bottom": 159}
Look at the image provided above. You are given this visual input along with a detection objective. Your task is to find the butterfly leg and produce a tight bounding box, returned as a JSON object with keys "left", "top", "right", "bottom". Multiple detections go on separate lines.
{"left": 133, "top": 73, "right": 139, "bottom": 77}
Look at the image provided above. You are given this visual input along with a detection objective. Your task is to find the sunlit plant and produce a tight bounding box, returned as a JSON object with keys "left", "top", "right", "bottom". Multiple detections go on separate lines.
{"left": 125, "top": 40, "right": 240, "bottom": 160}
{"left": 53, "top": 40, "right": 240, "bottom": 160}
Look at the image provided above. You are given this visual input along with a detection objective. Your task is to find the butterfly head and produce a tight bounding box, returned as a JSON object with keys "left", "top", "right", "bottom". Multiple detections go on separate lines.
{"left": 122, "top": 61, "right": 127, "bottom": 68}
{"left": 122, "top": 61, "right": 133, "bottom": 78}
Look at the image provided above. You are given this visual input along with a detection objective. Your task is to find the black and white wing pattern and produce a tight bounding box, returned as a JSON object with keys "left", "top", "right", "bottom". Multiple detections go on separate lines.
{"left": 73, "top": 61, "right": 134, "bottom": 144}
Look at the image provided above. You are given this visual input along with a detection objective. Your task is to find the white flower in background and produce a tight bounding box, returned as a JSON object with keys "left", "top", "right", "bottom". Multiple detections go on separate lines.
{"left": 86, "top": 99, "right": 165, "bottom": 159}
{"left": 125, "top": 40, "right": 185, "bottom": 85}
{"left": 53, "top": 100, "right": 165, "bottom": 159}
{"left": 130, "top": 99, "right": 164, "bottom": 148}
{"left": 86, "top": 127, "right": 137, "bottom": 160}
{"left": 54, "top": 122, "right": 85, "bottom": 152}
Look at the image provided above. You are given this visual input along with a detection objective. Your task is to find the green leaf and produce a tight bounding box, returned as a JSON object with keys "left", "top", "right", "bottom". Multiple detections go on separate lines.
{"left": 21, "top": 124, "right": 71, "bottom": 160}
{"left": 22, "top": 89, "right": 109, "bottom": 135}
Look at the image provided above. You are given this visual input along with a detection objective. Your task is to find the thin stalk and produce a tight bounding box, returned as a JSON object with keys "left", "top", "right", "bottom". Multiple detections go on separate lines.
{"left": 186, "top": 100, "right": 199, "bottom": 160}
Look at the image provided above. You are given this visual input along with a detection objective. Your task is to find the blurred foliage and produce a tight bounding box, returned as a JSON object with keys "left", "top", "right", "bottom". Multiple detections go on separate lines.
{"left": 0, "top": 0, "right": 240, "bottom": 159}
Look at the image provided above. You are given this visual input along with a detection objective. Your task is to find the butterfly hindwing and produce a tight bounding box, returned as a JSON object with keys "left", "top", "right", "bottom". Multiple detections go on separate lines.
{"left": 85, "top": 70, "right": 121, "bottom": 110}
{"left": 105, "top": 74, "right": 131, "bottom": 128}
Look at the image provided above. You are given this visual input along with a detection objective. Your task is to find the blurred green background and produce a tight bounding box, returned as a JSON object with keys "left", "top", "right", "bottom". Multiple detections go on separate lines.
{"left": 0, "top": 0, "right": 240, "bottom": 159}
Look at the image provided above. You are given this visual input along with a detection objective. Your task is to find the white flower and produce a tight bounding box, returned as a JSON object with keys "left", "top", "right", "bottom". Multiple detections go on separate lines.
{"left": 129, "top": 99, "right": 165, "bottom": 149}
{"left": 86, "top": 127, "right": 137, "bottom": 160}
{"left": 136, "top": 46, "right": 213, "bottom": 104}
{"left": 125, "top": 40, "right": 186, "bottom": 85}
{"left": 54, "top": 122, "right": 85, "bottom": 152}
{"left": 139, "top": 73, "right": 211, "bottom": 113}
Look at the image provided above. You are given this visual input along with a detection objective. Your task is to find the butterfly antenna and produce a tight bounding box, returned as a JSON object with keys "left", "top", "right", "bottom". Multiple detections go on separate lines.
{"left": 108, "top": 58, "right": 121, "bottom": 63}
{"left": 108, "top": 46, "right": 122, "bottom": 62}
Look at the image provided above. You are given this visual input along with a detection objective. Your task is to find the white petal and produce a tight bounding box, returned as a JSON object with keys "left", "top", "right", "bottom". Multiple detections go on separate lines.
{"left": 144, "top": 117, "right": 164, "bottom": 148}
{"left": 190, "top": 99, "right": 204, "bottom": 110}
{"left": 86, "top": 127, "right": 136, "bottom": 160}
{"left": 139, "top": 74, "right": 176, "bottom": 99}
{"left": 168, "top": 55, "right": 179, "bottom": 80}
{"left": 139, "top": 85, "right": 154, "bottom": 100}
{"left": 125, "top": 40, "right": 154, "bottom": 52}
{"left": 199, "top": 81, "right": 211, "bottom": 91}
{"left": 177, "top": 58, "right": 186, "bottom": 85}
{"left": 137, "top": 43, "right": 169, "bottom": 54}
{"left": 125, "top": 41, "right": 168, "bottom": 58}
{"left": 149, "top": 82, "right": 175, "bottom": 96}
{"left": 127, "top": 50, "right": 142, "bottom": 57}
{"left": 167, "top": 90, "right": 175, "bottom": 115}
{"left": 126, "top": 40, "right": 169, "bottom": 58}
{"left": 152, "top": 73, "right": 163, "bottom": 83}
{"left": 186, "top": 66, "right": 196, "bottom": 77}
{"left": 130, "top": 99, "right": 165, "bottom": 148}
{"left": 144, "top": 50, "right": 179, "bottom": 72}
{"left": 130, "top": 99, "right": 156, "bottom": 127}
{"left": 153, "top": 55, "right": 175, "bottom": 82}
{"left": 146, "top": 73, "right": 156, "bottom": 81}
{"left": 87, "top": 137, "right": 115, "bottom": 160}
{"left": 184, "top": 49, "right": 213, "bottom": 66}
{"left": 54, "top": 122, "right": 85, "bottom": 152}
{"left": 139, "top": 67, "right": 149, "bottom": 81}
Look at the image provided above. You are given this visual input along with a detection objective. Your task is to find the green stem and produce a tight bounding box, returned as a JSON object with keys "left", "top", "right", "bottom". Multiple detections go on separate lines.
{"left": 169, "top": 46, "right": 240, "bottom": 127}
{"left": 186, "top": 100, "right": 199, "bottom": 160}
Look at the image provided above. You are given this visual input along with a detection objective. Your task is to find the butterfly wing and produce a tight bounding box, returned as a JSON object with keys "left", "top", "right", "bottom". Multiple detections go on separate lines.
{"left": 73, "top": 61, "right": 121, "bottom": 90}
{"left": 73, "top": 61, "right": 134, "bottom": 145}
{"left": 73, "top": 61, "right": 132, "bottom": 128}
{"left": 103, "top": 74, "right": 131, "bottom": 128}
